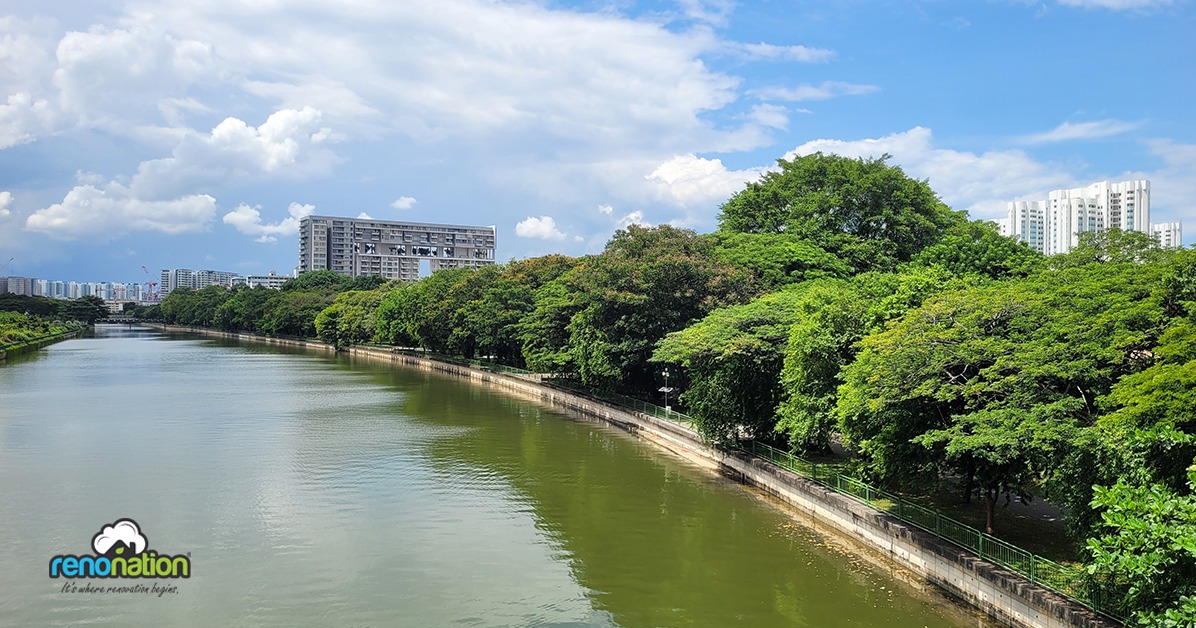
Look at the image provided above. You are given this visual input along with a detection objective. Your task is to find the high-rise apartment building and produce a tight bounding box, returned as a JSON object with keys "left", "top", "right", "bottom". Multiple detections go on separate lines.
{"left": 998, "top": 180, "right": 1181, "bottom": 255}
{"left": 1152, "top": 222, "right": 1183, "bottom": 250}
{"left": 298, "top": 215, "right": 497, "bottom": 281}
{"left": 159, "top": 268, "right": 243, "bottom": 296}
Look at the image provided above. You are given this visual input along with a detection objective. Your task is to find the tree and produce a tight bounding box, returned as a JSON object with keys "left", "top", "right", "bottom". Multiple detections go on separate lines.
{"left": 718, "top": 153, "right": 965, "bottom": 272}
{"left": 460, "top": 255, "right": 578, "bottom": 365}
{"left": 531, "top": 225, "right": 756, "bottom": 391}
{"left": 1053, "top": 228, "right": 1172, "bottom": 269}
{"left": 281, "top": 269, "right": 351, "bottom": 292}
{"left": 653, "top": 287, "right": 809, "bottom": 444}
{"left": 258, "top": 291, "right": 335, "bottom": 337}
{"left": 908, "top": 220, "right": 1045, "bottom": 280}
{"left": 775, "top": 267, "right": 960, "bottom": 453}
{"left": 61, "top": 295, "right": 111, "bottom": 324}
{"left": 836, "top": 262, "right": 1171, "bottom": 533}
{"left": 711, "top": 232, "right": 851, "bottom": 290}
{"left": 1087, "top": 475, "right": 1196, "bottom": 626}
{"left": 314, "top": 288, "right": 387, "bottom": 348}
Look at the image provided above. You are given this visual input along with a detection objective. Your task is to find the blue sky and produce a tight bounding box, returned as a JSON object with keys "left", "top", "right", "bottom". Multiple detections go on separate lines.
{"left": 1, "top": 0, "right": 1193, "bottom": 283}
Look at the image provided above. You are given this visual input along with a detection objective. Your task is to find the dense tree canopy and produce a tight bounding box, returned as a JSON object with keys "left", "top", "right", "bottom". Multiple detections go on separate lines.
{"left": 718, "top": 153, "right": 965, "bottom": 272}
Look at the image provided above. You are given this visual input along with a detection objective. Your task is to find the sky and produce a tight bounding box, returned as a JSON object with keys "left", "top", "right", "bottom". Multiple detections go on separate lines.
{"left": 1, "top": 0, "right": 1193, "bottom": 284}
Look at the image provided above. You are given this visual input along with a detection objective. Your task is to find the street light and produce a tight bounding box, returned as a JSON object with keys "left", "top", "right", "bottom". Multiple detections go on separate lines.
{"left": 659, "top": 368, "right": 674, "bottom": 413}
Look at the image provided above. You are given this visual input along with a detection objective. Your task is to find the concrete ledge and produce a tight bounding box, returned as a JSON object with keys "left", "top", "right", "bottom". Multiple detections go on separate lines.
{"left": 144, "top": 325, "right": 1119, "bottom": 628}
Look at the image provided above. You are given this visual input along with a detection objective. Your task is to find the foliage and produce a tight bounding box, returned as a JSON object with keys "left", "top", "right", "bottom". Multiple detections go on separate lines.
{"left": 258, "top": 290, "right": 336, "bottom": 337}
{"left": 718, "top": 152, "right": 965, "bottom": 272}
{"left": 908, "top": 220, "right": 1045, "bottom": 279}
{"left": 0, "top": 311, "right": 76, "bottom": 345}
{"left": 653, "top": 287, "right": 810, "bottom": 444}
{"left": 213, "top": 286, "right": 275, "bottom": 332}
{"left": 710, "top": 232, "right": 851, "bottom": 289}
{"left": 58, "top": 295, "right": 110, "bottom": 324}
{"left": 281, "top": 269, "right": 352, "bottom": 292}
{"left": 775, "top": 267, "right": 960, "bottom": 453}
{"left": 314, "top": 288, "right": 388, "bottom": 348}
{"left": 836, "top": 262, "right": 1171, "bottom": 532}
{"left": 1052, "top": 228, "right": 1172, "bottom": 269}
{"left": 459, "top": 255, "right": 578, "bottom": 365}
{"left": 522, "top": 225, "right": 756, "bottom": 391}
{"left": 1087, "top": 474, "right": 1196, "bottom": 627}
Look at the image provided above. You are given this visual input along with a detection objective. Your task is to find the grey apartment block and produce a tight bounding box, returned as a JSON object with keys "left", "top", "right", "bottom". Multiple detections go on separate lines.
{"left": 298, "top": 215, "right": 497, "bottom": 281}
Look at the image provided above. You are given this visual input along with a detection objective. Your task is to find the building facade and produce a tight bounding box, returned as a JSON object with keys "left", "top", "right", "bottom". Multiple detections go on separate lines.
{"left": 159, "top": 268, "right": 243, "bottom": 296}
{"left": 298, "top": 215, "right": 497, "bottom": 281}
{"left": 999, "top": 180, "right": 1180, "bottom": 255}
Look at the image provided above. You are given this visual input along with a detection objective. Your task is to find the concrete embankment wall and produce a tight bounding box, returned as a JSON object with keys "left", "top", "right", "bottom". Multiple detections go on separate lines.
{"left": 148, "top": 324, "right": 1117, "bottom": 628}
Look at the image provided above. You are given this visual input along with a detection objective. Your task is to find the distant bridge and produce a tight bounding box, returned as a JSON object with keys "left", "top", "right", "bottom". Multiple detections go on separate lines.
{"left": 95, "top": 316, "right": 146, "bottom": 324}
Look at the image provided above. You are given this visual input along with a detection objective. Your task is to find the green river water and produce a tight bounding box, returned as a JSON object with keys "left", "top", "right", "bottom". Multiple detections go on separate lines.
{"left": 0, "top": 326, "right": 986, "bottom": 627}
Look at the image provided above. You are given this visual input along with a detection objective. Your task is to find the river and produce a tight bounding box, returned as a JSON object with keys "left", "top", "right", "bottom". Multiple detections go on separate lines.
{"left": 0, "top": 325, "right": 983, "bottom": 626}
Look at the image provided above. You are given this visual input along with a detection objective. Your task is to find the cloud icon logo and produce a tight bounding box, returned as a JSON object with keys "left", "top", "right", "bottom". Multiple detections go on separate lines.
{"left": 92, "top": 519, "right": 147, "bottom": 556}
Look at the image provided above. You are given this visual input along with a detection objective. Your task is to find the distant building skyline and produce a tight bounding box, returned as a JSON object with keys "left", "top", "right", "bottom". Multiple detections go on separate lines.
{"left": 298, "top": 215, "right": 497, "bottom": 282}
{"left": 998, "top": 180, "right": 1181, "bottom": 255}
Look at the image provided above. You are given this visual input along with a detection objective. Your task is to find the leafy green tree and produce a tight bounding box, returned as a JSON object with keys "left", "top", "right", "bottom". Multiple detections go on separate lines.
{"left": 908, "top": 220, "right": 1045, "bottom": 279}
{"left": 314, "top": 288, "right": 387, "bottom": 348}
{"left": 711, "top": 232, "right": 851, "bottom": 289}
{"left": 281, "top": 269, "right": 351, "bottom": 292}
{"left": 1087, "top": 474, "right": 1196, "bottom": 627}
{"left": 718, "top": 153, "right": 965, "bottom": 272}
{"left": 836, "top": 262, "right": 1170, "bottom": 532}
{"left": 213, "top": 286, "right": 275, "bottom": 332}
{"left": 530, "top": 225, "right": 756, "bottom": 391}
{"left": 776, "top": 267, "right": 959, "bottom": 453}
{"left": 460, "top": 255, "right": 577, "bottom": 365}
{"left": 375, "top": 267, "right": 487, "bottom": 354}
{"left": 258, "top": 291, "right": 335, "bottom": 337}
{"left": 1053, "top": 228, "right": 1172, "bottom": 269}
{"left": 653, "top": 287, "right": 809, "bottom": 444}
{"left": 519, "top": 277, "right": 583, "bottom": 373}
{"left": 60, "top": 295, "right": 110, "bottom": 324}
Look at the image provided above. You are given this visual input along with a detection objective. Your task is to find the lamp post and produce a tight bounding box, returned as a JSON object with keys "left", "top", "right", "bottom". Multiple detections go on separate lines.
{"left": 659, "top": 368, "right": 674, "bottom": 413}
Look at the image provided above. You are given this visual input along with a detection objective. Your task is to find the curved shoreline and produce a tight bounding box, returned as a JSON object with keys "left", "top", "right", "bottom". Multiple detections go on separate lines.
{"left": 144, "top": 324, "right": 1117, "bottom": 628}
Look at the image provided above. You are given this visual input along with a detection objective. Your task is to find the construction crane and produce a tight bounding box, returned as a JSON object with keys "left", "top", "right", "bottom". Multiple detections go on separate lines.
{"left": 141, "top": 265, "right": 159, "bottom": 303}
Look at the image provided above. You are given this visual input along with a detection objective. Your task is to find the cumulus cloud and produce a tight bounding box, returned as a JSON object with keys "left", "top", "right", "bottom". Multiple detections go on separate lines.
{"left": 91, "top": 519, "right": 147, "bottom": 556}
{"left": 616, "top": 210, "right": 651, "bottom": 229}
{"left": 785, "top": 127, "right": 1078, "bottom": 219}
{"left": 752, "top": 81, "right": 879, "bottom": 102}
{"left": 391, "top": 196, "right": 417, "bottom": 210}
{"left": 357, "top": 212, "right": 372, "bottom": 219}
{"left": 597, "top": 204, "right": 613, "bottom": 215}
{"left": 223, "top": 202, "right": 316, "bottom": 243}
{"left": 1019, "top": 119, "right": 1145, "bottom": 144}
{"left": 515, "top": 215, "right": 566, "bottom": 240}
{"left": 0, "top": 191, "right": 11, "bottom": 218}
{"left": 26, "top": 183, "right": 216, "bottom": 239}
{"left": 646, "top": 154, "right": 766, "bottom": 208}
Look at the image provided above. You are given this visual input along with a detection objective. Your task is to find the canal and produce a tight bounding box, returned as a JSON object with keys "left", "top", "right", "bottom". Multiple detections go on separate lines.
{"left": 0, "top": 326, "right": 985, "bottom": 626}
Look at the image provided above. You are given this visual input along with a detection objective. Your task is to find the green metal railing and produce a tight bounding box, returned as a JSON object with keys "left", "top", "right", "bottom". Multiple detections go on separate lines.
{"left": 743, "top": 440, "right": 1124, "bottom": 621}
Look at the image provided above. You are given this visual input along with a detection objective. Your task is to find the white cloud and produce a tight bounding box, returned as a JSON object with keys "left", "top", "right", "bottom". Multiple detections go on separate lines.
{"left": 752, "top": 81, "right": 880, "bottom": 102}
{"left": 0, "top": 17, "right": 61, "bottom": 148}
{"left": 25, "top": 183, "right": 216, "bottom": 239}
{"left": 746, "top": 104, "right": 789, "bottom": 130}
{"left": 391, "top": 196, "right": 417, "bottom": 210}
{"left": 515, "top": 215, "right": 566, "bottom": 240}
{"left": 1019, "top": 119, "right": 1145, "bottom": 144}
{"left": 128, "top": 107, "right": 338, "bottom": 200}
{"left": 646, "top": 154, "right": 766, "bottom": 208}
{"left": 677, "top": 0, "right": 736, "bottom": 26}
{"left": 1115, "top": 138, "right": 1196, "bottom": 225}
{"left": 724, "top": 42, "right": 835, "bottom": 63}
{"left": 785, "top": 127, "right": 1078, "bottom": 219}
{"left": 357, "top": 212, "right": 373, "bottom": 219}
{"left": 616, "top": 210, "right": 651, "bottom": 229}
{"left": 0, "top": 191, "right": 12, "bottom": 218}
{"left": 223, "top": 201, "right": 316, "bottom": 242}
{"left": 597, "top": 204, "right": 613, "bottom": 215}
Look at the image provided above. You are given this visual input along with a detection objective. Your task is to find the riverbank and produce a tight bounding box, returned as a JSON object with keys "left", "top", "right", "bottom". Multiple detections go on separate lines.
{"left": 146, "top": 324, "right": 1117, "bottom": 628}
{"left": 0, "top": 328, "right": 82, "bottom": 362}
